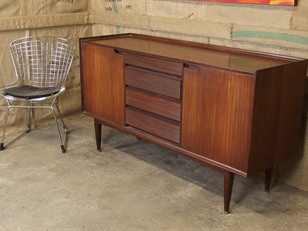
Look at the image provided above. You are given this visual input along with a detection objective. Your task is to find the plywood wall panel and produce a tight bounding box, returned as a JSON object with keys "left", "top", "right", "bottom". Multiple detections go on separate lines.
{"left": 147, "top": 0, "right": 203, "bottom": 19}
{"left": 29, "top": 0, "right": 88, "bottom": 15}
{"left": 202, "top": 4, "right": 293, "bottom": 29}
{"left": 292, "top": 0, "right": 308, "bottom": 31}
{"left": 232, "top": 25, "right": 308, "bottom": 55}
{"left": 92, "top": 0, "right": 146, "bottom": 15}
{"left": 0, "top": 1, "right": 26, "bottom": 17}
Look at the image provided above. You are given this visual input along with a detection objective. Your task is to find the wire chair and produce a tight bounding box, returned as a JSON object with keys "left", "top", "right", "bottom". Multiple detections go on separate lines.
{"left": 0, "top": 36, "right": 75, "bottom": 153}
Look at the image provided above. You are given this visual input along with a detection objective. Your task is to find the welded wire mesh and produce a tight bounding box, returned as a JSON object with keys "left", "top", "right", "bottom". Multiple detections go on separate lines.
{"left": 10, "top": 36, "right": 75, "bottom": 88}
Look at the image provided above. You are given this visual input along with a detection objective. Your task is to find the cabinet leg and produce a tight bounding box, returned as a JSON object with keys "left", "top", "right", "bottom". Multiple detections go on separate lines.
{"left": 265, "top": 167, "right": 273, "bottom": 193}
{"left": 224, "top": 171, "right": 234, "bottom": 214}
{"left": 94, "top": 119, "right": 102, "bottom": 151}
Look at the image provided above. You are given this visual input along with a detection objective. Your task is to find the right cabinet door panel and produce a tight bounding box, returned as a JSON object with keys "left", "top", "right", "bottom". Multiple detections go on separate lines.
{"left": 181, "top": 65, "right": 255, "bottom": 173}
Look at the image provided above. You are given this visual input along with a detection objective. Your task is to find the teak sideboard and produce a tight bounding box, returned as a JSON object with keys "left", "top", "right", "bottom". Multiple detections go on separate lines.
{"left": 79, "top": 33, "right": 307, "bottom": 213}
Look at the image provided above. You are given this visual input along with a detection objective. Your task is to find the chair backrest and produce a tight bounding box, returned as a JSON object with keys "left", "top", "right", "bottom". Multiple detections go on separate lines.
{"left": 10, "top": 36, "right": 75, "bottom": 88}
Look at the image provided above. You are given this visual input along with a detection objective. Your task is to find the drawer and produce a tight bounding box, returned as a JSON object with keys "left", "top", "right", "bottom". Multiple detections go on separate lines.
{"left": 126, "top": 107, "right": 181, "bottom": 144}
{"left": 126, "top": 87, "right": 181, "bottom": 122}
{"left": 125, "top": 52, "right": 183, "bottom": 76}
{"left": 125, "top": 66, "right": 181, "bottom": 99}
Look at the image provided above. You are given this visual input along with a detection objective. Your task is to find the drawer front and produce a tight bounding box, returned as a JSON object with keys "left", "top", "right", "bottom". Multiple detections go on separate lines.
{"left": 126, "top": 107, "right": 181, "bottom": 144}
{"left": 125, "top": 66, "right": 181, "bottom": 99}
{"left": 126, "top": 87, "right": 181, "bottom": 121}
{"left": 125, "top": 52, "right": 183, "bottom": 76}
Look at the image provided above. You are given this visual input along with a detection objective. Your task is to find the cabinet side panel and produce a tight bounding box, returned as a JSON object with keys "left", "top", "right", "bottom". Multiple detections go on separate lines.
{"left": 248, "top": 68, "right": 284, "bottom": 175}
{"left": 181, "top": 65, "right": 254, "bottom": 173}
{"left": 80, "top": 43, "right": 125, "bottom": 125}
{"left": 274, "top": 61, "right": 307, "bottom": 164}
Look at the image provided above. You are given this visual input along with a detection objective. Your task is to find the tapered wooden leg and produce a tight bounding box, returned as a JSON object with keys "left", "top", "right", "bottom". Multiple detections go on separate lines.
{"left": 224, "top": 171, "right": 234, "bottom": 213}
{"left": 265, "top": 167, "right": 273, "bottom": 193}
{"left": 94, "top": 119, "right": 102, "bottom": 151}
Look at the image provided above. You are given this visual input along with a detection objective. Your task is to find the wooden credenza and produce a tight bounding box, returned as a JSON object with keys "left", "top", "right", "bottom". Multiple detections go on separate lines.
{"left": 79, "top": 33, "right": 307, "bottom": 213}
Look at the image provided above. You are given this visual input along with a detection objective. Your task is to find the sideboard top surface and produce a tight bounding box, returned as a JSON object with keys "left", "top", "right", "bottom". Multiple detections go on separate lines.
{"left": 82, "top": 33, "right": 304, "bottom": 74}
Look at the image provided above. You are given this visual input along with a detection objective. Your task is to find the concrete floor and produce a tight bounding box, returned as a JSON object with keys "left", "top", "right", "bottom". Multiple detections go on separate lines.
{"left": 0, "top": 114, "right": 307, "bottom": 230}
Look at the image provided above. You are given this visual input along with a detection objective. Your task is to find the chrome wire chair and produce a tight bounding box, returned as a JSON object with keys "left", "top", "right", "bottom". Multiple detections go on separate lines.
{"left": 0, "top": 36, "right": 75, "bottom": 153}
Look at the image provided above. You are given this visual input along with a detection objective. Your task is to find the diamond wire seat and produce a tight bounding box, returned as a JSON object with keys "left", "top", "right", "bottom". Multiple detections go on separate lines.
{"left": 0, "top": 36, "right": 75, "bottom": 153}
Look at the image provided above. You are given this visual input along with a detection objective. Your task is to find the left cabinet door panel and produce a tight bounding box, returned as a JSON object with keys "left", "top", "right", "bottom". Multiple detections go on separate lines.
{"left": 81, "top": 43, "right": 125, "bottom": 125}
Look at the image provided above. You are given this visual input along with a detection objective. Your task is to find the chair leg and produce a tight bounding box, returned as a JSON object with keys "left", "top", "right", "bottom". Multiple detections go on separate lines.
{"left": 1, "top": 106, "right": 35, "bottom": 151}
{"left": 55, "top": 104, "right": 68, "bottom": 133}
{"left": 0, "top": 107, "right": 10, "bottom": 151}
{"left": 26, "top": 107, "right": 32, "bottom": 132}
{"left": 29, "top": 103, "right": 37, "bottom": 130}
{"left": 52, "top": 105, "right": 67, "bottom": 153}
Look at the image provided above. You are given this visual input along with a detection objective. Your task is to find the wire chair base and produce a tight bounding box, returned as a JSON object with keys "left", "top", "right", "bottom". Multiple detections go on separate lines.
{"left": 0, "top": 97, "right": 68, "bottom": 153}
